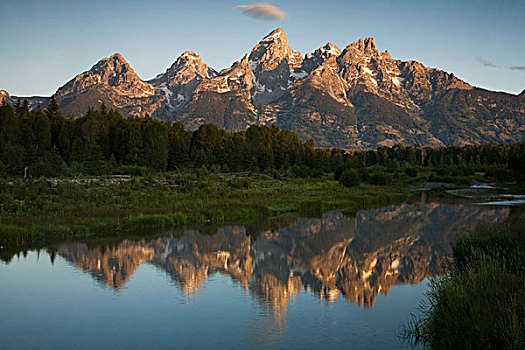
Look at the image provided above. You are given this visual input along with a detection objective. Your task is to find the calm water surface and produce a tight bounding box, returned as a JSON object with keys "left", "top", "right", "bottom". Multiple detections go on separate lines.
{"left": 0, "top": 198, "right": 511, "bottom": 349}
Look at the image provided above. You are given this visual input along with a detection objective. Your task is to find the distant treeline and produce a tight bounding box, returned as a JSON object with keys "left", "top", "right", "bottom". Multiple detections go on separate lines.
{"left": 0, "top": 100, "right": 524, "bottom": 178}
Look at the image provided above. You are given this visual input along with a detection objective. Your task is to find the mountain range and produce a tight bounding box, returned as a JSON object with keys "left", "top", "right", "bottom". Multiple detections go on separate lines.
{"left": 2, "top": 28, "right": 524, "bottom": 149}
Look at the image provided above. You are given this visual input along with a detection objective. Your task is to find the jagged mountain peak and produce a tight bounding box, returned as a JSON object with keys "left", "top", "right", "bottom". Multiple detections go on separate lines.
{"left": 173, "top": 50, "right": 217, "bottom": 76}
{"left": 363, "top": 37, "right": 376, "bottom": 52}
{"left": 519, "top": 89, "right": 525, "bottom": 96}
{"left": 10, "top": 30, "right": 523, "bottom": 150}
{"left": 56, "top": 53, "right": 135, "bottom": 93}
{"left": 351, "top": 37, "right": 376, "bottom": 52}
{"left": 150, "top": 50, "right": 216, "bottom": 88}
{"left": 239, "top": 54, "right": 250, "bottom": 67}
{"left": 198, "top": 55, "right": 254, "bottom": 94}
{"left": 90, "top": 53, "right": 132, "bottom": 75}
{"left": 180, "top": 50, "right": 200, "bottom": 60}
{"left": 380, "top": 50, "right": 392, "bottom": 60}
{"left": 64, "top": 52, "right": 146, "bottom": 90}
{"left": 0, "top": 90, "right": 10, "bottom": 105}
{"left": 171, "top": 51, "right": 206, "bottom": 71}
{"left": 318, "top": 42, "right": 342, "bottom": 58}
{"left": 247, "top": 28, "right": 300, "bottom": 106}
{"left": 170, "top": 51, "right": 205, "bottom": 70}
{"left": 54, "top": 52, "right": 159, "bottom": 118}
{"left": 306, "top": 42, "right": 342, "bottom": 62}
{"left": 248, "top": 28, "right": 294, "bottom": 71}
{"left": 149, "top": 51, "right": 219, "bottom": 116}
{"left": 108, "top": 52, "right": 126, "bottom": 62}
{"left": 337, "top": 38, "right": 381, "bottom": 86}
{"left": 261, "top": 27, "right": 287, "bottom": 42}
{"left": 300, "top": 42, "right": 342, "bottom": 74}
{"left": 342, "top": 37, "right": 380, "bottom": 58}
{"left": 92, "top": 52, "right": 127, "bottom": 67}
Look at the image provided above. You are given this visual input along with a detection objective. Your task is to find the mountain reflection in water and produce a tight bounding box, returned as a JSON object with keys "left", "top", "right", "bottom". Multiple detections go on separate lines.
{"left": 52, "top": 201, "right": 509, "bottom": 321}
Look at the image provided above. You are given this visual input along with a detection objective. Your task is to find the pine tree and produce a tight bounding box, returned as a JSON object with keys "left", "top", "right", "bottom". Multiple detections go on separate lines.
{"left": 15, "top": 98, "right": 22, "bottom": 115}
{"left": 45, "top": 95, "right": 60, "bottom": 118}
{"left": 99, "top": 102, "right": 107, "bottom": 115}
{"left": 22, "top": 99, "right": 29, "bottom": 115}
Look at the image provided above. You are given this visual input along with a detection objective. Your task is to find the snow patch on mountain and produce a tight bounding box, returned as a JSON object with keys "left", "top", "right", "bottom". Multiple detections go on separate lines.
{"left": 290, "top": 70, "right": 308, "bottom": 80}
{"left": 391, "top": 77, "right": 401, "bottom": 87}
{"left": 362, "top": 67, "right": 374, "bottom": 75}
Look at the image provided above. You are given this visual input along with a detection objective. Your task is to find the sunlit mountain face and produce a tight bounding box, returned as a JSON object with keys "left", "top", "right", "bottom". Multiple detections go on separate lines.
{"left": 52, "top": 201, "right": 509, "bottom": 312}
{"left": 3, "top": 28, "right": 524, "bottom": 148}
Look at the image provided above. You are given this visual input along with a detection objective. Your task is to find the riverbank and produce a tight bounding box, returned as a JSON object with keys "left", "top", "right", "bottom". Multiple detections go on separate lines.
{"left": 0, "top": 173, "right": 410, "bottom": 250}
{"left": 403, "top": 205, "right": 525, "bottom": 348}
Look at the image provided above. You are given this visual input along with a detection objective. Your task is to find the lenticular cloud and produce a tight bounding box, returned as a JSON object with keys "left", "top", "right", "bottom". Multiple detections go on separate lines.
{"left": 235, "top": 3, "right": 287, "bottom": 21}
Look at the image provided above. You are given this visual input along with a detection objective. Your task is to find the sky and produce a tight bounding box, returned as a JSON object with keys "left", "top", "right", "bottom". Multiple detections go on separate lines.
{"left": 1, "top": 0, "right": 524, "bottom": 96}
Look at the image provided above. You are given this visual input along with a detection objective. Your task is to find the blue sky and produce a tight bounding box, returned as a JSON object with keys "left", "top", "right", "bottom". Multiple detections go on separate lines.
{"left": 1, "top": 0, "right": 524, "bottom": 96}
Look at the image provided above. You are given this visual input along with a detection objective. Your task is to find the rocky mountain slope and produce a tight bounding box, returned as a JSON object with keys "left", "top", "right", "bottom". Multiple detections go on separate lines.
{"left": 53, "top": 53, "right": 164, "bottom": 117}
{"left": 148, "top": 51, "right": 218, "bottom": 117}
{"left": 3, "top": 29, "right": 524, "bottom": 148}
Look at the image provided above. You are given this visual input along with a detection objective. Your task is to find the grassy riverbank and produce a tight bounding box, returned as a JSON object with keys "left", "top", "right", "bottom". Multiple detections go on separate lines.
{"left": 403, "top": 206, "right": 525, "bottom": 349}
{"left": 0, "top": 172, "right": 410, "bottom": 249}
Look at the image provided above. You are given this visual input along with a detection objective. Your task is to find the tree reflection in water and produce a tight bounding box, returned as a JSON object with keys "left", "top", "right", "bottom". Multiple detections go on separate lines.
{"left": 53, "top": 201, "right": 509, "bottom": 327}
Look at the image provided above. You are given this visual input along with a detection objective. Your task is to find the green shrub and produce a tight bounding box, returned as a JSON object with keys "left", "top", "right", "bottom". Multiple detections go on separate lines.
{"left": 435, "top": 167, "right": 449, "bottom": 177}
{"left": 357, "top": 168, "right": 371, "bottom": 182}
{"left": 291, "top": 165, "right": 311, "bottom": 178}
{"left": 229, "top": 177, "right": 251, "bottom": 189}
{"left": 485, "top": 166, "right": 514, "bottom": 181}
{"left": 405, "top": 167, "right": 418, "bottom": 178}
{"left": 369, "top": 171, "right": 392, "bottom": 185}
{"left": 339, "top": 169, "right": 361, "bottom": 187}
{"left": 334, "top": 165, "right": 344, "bottom": 181}
{"left": 0, "top": 160, "right": 6, "bottom": 176}
{"left": 197, "top": 178, "right": 210, "bottom": 189}
{"left": 196, "top": 165, "right": 209, "bottom": 178}
{"left": 311, "top": 168, "right": 325, "bottom": 178}
{"left": 31, "top": 151, "right": 67, "bottom": 177}
{"left": 452, "top": 165, "right": 475, "bottom": 177}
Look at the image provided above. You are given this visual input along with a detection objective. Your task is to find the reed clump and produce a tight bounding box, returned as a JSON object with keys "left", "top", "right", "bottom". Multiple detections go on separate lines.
{"left": 402, "top": 208, "right": 525, "bottom": 349}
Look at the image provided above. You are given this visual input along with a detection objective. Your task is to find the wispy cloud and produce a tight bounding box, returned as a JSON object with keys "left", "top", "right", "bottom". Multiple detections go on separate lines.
{"left": 476, "top": 57, "right": 525, "bottom": 71}
{"left": 235, "top": 3, "right": 287, "bottom": 21}
{"left": 476, "top": 56, "right": 499, "bottom": 68}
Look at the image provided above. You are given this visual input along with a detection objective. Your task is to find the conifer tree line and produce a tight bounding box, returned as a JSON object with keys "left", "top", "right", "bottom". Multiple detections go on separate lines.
{"left": 0, "top": 99, "right": 524, "bottom": 179}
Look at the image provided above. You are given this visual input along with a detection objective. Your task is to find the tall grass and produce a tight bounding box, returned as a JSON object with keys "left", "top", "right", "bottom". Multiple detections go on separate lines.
{"left": 0, "top": 175, "right": 410, "bottom": 249}
{"left": 402, "top": 208, "right": 525, "bottom": 349}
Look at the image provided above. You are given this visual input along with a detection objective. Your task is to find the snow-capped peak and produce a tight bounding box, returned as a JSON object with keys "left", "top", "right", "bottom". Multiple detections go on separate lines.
{"left": 248, "top": 28, "right": 295, "bottom": 72}
{"left": 262, "top": 28, "right": 286, "bottom": 42}
{"left": 319, "top": 43, "right": 342, "bottom": 58}
{"left": 180, "top": 51, "right": 200, "bottom": 61}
